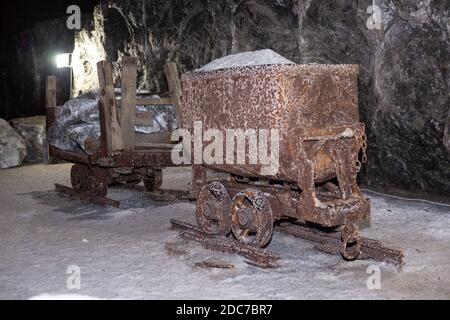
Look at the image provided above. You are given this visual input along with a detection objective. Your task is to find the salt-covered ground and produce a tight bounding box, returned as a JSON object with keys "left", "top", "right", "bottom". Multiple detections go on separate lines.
{"left": 0, "top": 164, "right": 449, "bottom": 300}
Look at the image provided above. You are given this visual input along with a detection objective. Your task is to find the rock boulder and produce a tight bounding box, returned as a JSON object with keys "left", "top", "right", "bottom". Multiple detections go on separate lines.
{"left": 9, "top": 116, "right": 46, "bottom": 162}
{"left": 0, "top": 118, "right": 26, "bottom": 169}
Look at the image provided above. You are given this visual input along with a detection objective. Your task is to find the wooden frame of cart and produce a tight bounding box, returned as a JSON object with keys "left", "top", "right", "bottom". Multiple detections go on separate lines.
{"left": 45, "top": 57, "right": 182, "bottom": 206}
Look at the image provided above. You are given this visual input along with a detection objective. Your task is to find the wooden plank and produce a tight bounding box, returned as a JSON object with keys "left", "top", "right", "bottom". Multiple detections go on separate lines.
{"left": 103, "top": 61, "right": 123, "bottom": 151}
{"left": 120, "top": 56, "right": 137, "bottom": 150}
{"left": 134, "top": 142, "right": 180, "bottom": 149}
{"left": 45, "top": 76, "right": 57, "bottom": 164}
{"left": 136, "top": 97, "right": 173, "bottom": 106}
{"left": 97, "top": 100, "right": 109, "bottom": 154}
{"left": 116, "top": 97, "right": 173, "bottom": 107}
{"left": 164, "top": 62, "right": 183, "bottom": 128}
{"left": 117, "top": 109, "right": 154, "bottom": 126}
{"left": 50, "top": 146, "right": 90, "bottom": 164}
{"left": 134, "top": 110, "right": 153, "bottom": 126}
{"left": 97, "top": 62, "right": 112, "bottom": 152}
{"left": 97, "top": 60, "right": 124, "bottom": 153}
{"left": 135, "top": 131, "right": 173, "bottom": 144}
{"left": 94, "top": 148, "right": 174, "bottom": 167}
{"left": 45, "top": 76, "right": 57, "bottom": 124}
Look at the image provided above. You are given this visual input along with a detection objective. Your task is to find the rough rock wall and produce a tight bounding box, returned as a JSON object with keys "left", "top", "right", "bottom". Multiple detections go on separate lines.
{"left": 371, "top": 1, "right": 449, "bottom": 193}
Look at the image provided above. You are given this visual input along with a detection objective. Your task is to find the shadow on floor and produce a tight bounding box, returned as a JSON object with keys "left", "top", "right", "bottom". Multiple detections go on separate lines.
{"left": 20, "top": 185, "right": 173, "bottom": 221}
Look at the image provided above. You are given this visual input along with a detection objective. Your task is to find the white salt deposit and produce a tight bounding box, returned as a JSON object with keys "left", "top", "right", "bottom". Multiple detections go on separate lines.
{"left": 197, "top": 49, "right": 295, "bottom": 72}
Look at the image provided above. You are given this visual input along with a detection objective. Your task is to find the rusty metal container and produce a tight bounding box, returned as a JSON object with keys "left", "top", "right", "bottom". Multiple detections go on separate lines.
{"left": 182, "top": 64, "right": 363, "bottom": 180}
{"left": 181, "top": 64, "right": 370, "bottom": 256}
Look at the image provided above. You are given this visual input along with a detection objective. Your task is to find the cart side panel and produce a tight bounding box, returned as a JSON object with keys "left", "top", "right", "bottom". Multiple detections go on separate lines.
{"left": 283, "top": 65, "right": 360, "bottom": 132}
{"left": 181, "top": 66, "right": 285, "bottom": 179}
{"left": 182, "top": 66, "right": 283, "bottom": 132}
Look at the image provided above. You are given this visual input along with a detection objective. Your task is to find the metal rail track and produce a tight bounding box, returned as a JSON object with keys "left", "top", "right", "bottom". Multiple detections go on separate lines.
{"left": 171, "top": 220, "right": 404, "bottom": 268}
{"left": 170, "top": 219, "right": 280, "bottom": 268}
{"left": 276, "top": 223, "right": 404, "bottom": 266}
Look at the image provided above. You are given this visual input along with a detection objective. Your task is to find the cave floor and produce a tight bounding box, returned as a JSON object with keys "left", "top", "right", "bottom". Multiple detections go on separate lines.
{"left": 0, "top": 164, "right": 449, "bottom": 300}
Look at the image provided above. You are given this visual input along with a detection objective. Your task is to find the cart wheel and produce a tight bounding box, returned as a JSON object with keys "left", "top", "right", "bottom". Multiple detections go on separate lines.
{"left": 196, "top": 182, "right": 231, "bottom": 236}
{"left": 86, "top": 166, "right": 108, "bottom": 197}
{"left": 230, "top": 188, "right": 273, "bottom": 247}
{"left": 144, "top": 170, "right": 163, "bottom": 191}
{"left": 340, "top": 222, "right": 362, "bottom": 260}
{"left": 71, "top": 164, "right": 89, "bottom": 194}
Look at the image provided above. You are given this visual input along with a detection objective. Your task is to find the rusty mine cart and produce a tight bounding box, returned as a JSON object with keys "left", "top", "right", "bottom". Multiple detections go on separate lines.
{"left": 181, "top": 64, "right": 370, "bottom": 260}
{"left": 46, "top": 57, "right": 182, "bottom": 206}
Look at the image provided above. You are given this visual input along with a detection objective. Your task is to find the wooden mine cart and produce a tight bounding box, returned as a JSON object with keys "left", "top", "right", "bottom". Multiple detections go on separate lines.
{"left": 46, "top": 57, "right": 182, "bottom": 206}
{"left": 181, "top": 64, "right": 370, "bottom": 260}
